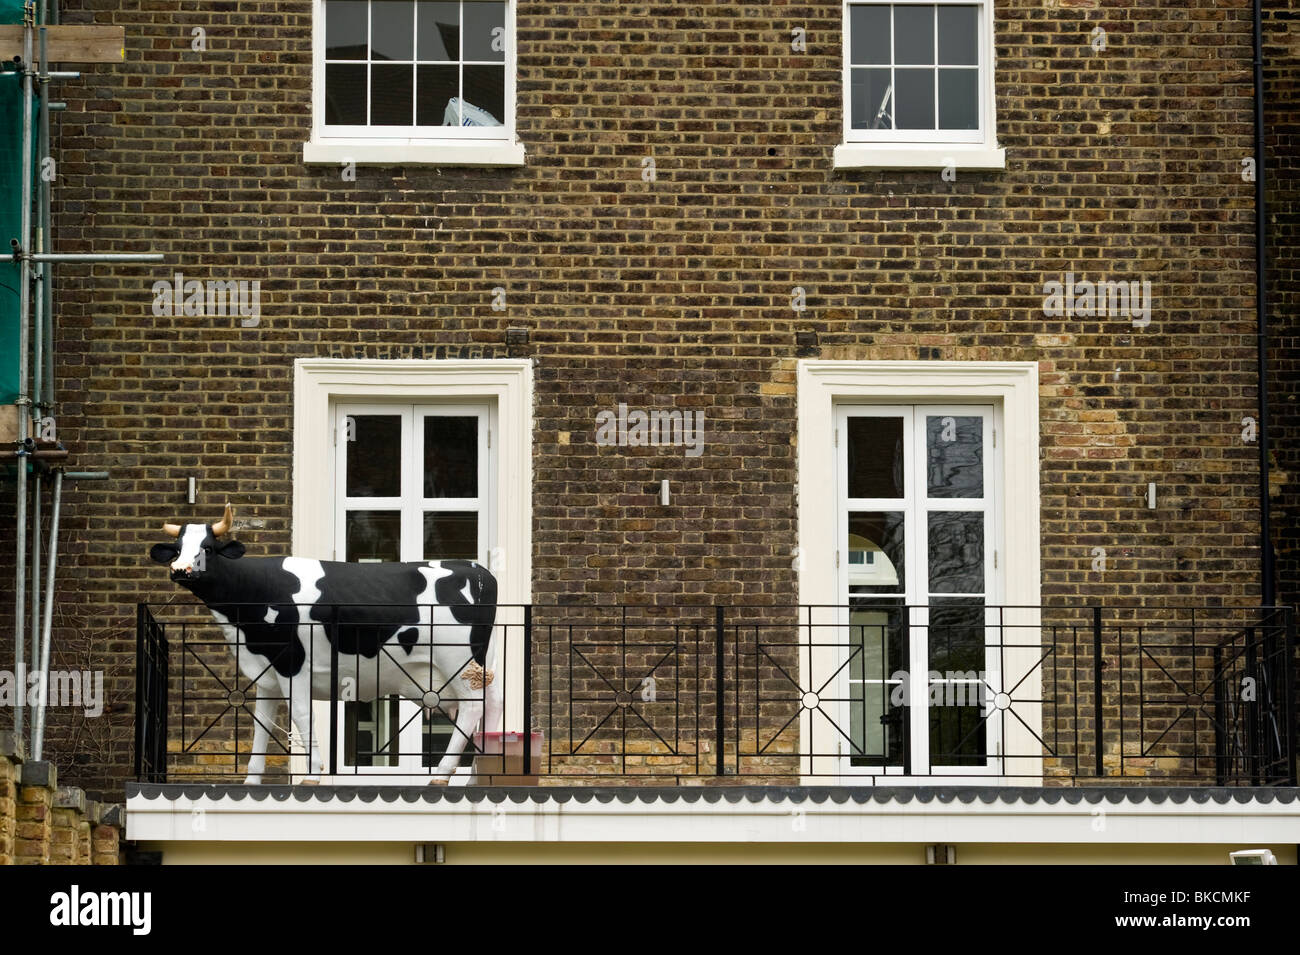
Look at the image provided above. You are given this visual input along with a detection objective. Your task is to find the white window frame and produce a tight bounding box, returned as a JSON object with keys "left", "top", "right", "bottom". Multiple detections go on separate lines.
{"left": 292, "top": 358, "right": 533, "bottom": 781}
{"left": 797, "top": 360, "right": 1040, "bottom": 784}
{"left": 304, "top": 0, "right": 526, "bottom": 167}
{"left": 834, "top": 0, "right": 1005, "bottom": 171}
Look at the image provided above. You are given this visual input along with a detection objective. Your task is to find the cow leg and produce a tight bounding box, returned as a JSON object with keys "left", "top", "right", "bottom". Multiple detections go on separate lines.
{"left": 282, "top": 672, "right": 324, "bottom": 782}
{"left": 430, "top": 697, "right": 482, "bottom": 784}
{"left": 244, "top": 676, "right": 278, "bottom": 785}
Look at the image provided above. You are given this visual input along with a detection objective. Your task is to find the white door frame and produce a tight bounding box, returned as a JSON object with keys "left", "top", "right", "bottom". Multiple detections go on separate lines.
{"left": 292, "top": 359, "right": 533, "bottom": 781}
{"left": 797, "top": 360, "right": 1041, "bottom": 785}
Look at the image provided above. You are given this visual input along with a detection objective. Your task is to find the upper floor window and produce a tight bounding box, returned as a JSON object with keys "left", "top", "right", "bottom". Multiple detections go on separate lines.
{"left": 835, "top": 1, "right": 1004, "bottom": 171}
{"left": 305, "top": 0, "right": 525, "bottom": 167}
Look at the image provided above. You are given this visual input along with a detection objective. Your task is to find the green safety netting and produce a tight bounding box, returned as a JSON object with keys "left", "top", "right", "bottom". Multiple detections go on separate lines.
{"left": 1, "top": 0, "right": 41, "bottom": 405}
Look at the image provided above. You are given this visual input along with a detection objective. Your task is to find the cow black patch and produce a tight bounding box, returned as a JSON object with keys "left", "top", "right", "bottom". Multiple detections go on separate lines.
{"left": 177, "top": 557, "right": 308, "bottom": 678}
{"left": 433, "top": 560, "right": 498, "bottom": 665}
{"left": 310, "top": 563, "right": 429, "bottom": 657}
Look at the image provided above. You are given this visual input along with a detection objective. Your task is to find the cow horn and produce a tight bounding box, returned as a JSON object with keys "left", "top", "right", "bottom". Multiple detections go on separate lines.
{"left": 212, "top": 502, "right": 234, "bottom": 537}
{"left": 162, "top": 522, "right": 182, "bottom": 538}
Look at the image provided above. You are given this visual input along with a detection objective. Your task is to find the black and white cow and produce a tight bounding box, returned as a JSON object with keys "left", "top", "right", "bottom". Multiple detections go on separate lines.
{"left": 149, "top": 504, "right": 501, "bottom": 784}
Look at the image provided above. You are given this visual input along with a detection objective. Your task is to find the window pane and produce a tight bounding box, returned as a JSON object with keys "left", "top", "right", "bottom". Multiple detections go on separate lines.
{"left": 423, "top": 416, "right": 478, "bottom": 497}
{"left": 928, "top": 511, "right": 984, "bottom": 594}
{"left": 418, "top": 1, "right": 460, "bottom": 60}
{"left": 847, "top": 512, "right": 905, "bottom": 595}
{"left": 937, "top": 5, "right": 978, "bottom": 65}
{"left": 346, "top": 510, "right": 401, "bottom": 562}
{"left": 424, "top": 512, "right": 478, "bottom": 560}
{"left": 927, "top": 598, "right": 985, "bottom": 673}
{"left": 345, "top": 698, "right": 402, "bottom": 766}
{"left": 847, "top": 416, "right": 904, "bottom": 498}
{"left": 371, "top": 63, "right": 414, "bottom": 124}
{"left": 371, "top": 0, "right": 415, "bottom": 60}
{"left": 462, "top": 66, "right": 506, "bottom": 125}
{"left": 894, "top": 69, "right": 935, "bottom": 129}
{"left": 325, "top": 0, "right": 368, "bottom": 59}
{"left": 938, "top": 69, "right": 979, "bottom": 130}
{"left": 929, "top": 702, "right": 986, "bottom": 765}
{"left": 849, "top": 5, "right": 890, "bottom": 65}
{"left": 849, "top": 602, "right": 906, "bottom": 767}
{"left": 894, "top": 4, "right": 935, "bottom": 65}
{"left": 325, "top": 64, "right": 367, "bottom": 124}
{"left": 345, "top": 415, "right": 401, "bottom": 496}
{"left": 850, "top": 604, "right": 906, "bottom": 681}
{"left": 463, "top": 1, "right": 506, "bottom": 61}
{"left": 417, "top": 65, "right": 459, "bottom": 124}
{"left": 850, "top": 68, "right": 893, "bottom": 130}
{"left": 926, "top": 414, "right": 983, "bottom": 498}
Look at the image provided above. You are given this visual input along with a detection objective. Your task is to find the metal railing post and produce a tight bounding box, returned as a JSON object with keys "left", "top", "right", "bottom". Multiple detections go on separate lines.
{"left": 134, "top": 603, "right": 145, "bottom": 780}
{"left": 523, "top": 605, "right": 533, "bottom": 777}
{"left": 1245, "top": 627, "right": 1260, "bottom": 785}
{"left": 1213, "top": 644, "right": 1226, "bottom": 786}
{"left": 1093, "top": 606, "right": 1104, "bottom": 777}
{"left": 1284, "top": 609, "right": 1297, "bottom": 785}
{"left": 715, "top": 604, "right": 724, "bottom": 776}
{"left": 328, "top": 610, "right": 338, "bottom": 777}
{"left": 901, "top": 616, "right": 912, "bottom": 776}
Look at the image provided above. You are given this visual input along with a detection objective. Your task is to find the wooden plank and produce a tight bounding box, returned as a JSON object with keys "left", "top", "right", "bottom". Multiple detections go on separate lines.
{"left": 0, "top": 25, "right": 125, "bottom": 64}
{"left": 0, "top": 405, "right": 17, "bottom": 445}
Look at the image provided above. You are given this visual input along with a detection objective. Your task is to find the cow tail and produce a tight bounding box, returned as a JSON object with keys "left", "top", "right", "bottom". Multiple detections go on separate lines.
{"left": 470, "top": 563, "right": 498, "bottom": 666}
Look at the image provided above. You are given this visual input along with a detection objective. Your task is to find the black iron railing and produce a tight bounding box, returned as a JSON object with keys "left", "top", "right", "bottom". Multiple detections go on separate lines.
{"left": 134, "top": 601, "right": 1298, "bottom": 785}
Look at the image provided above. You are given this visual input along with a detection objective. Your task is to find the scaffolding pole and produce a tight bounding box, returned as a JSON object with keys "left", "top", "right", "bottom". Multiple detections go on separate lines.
{"left": 13, "top": 1, "right": 34, "bottom": 742}
{"left": 9, "top": 0, "right": 162, "bottom": 750}
{"left": 32, "top": 467, "right": 60, "bottom": 759}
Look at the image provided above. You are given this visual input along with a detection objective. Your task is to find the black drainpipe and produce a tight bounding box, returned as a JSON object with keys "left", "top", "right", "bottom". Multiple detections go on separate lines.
{"left": 1254, "top": 0, "right": 1276, "bottom": 607}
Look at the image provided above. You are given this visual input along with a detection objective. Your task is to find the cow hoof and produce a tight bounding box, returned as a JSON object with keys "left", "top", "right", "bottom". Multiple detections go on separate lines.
{"left": 245, "top": 776, "right": 262, "bottom": 786}
{"left": 428, "top": 778, "right": 449, "bottom": 787}
{"left": 300, "top": 778, "right": 321, "bottom": 786}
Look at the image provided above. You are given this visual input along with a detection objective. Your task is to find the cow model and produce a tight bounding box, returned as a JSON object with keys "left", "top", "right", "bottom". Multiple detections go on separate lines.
{"left": 149, "top": 504, "right": 501, "bottom": 784}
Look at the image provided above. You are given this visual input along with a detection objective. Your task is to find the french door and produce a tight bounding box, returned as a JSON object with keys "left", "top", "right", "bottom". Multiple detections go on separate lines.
{"left": 331, "top": 401, "right": 495, "bottom": 774}
{"left": 836, "top": 403, "right": 1002, "bottom": 777}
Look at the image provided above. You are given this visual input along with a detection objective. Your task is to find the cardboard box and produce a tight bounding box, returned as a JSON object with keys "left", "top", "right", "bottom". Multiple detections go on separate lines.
{"left": 472, "top": 731, "right": 543, "bottom": 786}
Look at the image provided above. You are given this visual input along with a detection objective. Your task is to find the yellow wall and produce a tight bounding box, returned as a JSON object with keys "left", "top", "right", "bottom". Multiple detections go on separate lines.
{"left": 143, "top": 841, "right": 1298, "bottom": 866}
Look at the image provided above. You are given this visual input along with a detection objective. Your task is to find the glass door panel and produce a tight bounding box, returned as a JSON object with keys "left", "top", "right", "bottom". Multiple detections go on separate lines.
{"left": 838, "top": 404, "right": 998, "bottom": 777}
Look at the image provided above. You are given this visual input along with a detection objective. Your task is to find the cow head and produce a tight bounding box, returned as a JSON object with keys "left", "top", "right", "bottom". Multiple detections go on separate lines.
{"left": 150, "top": 503, "right": 246, "bottom": 583}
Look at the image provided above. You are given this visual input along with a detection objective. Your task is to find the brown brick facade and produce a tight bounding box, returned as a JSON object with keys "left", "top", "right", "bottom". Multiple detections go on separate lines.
{"left": 0, "top": 0, "right": 1283, "bottom": 796}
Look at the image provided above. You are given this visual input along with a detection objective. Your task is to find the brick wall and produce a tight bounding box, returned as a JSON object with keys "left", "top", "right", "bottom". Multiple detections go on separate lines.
{"left": 0, "top": 731, "right": 123, "bottom": 864}
{"left": 0, "top": 0, "right": 1277, "bottom": 794}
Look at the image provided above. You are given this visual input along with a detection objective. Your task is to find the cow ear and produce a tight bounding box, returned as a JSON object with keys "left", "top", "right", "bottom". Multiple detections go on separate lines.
{"left": 150, "top": 543, "right": 180, "bottom": 565}
{"left": 217, "top": 540, "right": 246, "bottom": 560}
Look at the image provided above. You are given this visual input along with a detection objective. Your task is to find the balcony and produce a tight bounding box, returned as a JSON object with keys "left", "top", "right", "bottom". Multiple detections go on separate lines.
{"left": 132, "top": 601, "right": 1297, "bottom": 787}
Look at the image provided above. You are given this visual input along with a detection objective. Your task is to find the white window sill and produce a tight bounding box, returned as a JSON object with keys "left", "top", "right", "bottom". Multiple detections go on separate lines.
{"left": 302, "top": 139, "right": 526, "bottom": 167}
{"left": 833, "top": 143, "right": 1006, "bottom": 171}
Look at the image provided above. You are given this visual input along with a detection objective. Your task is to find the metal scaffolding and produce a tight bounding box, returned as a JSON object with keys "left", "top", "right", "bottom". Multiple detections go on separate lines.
{"left": 7, "top": 0, "right": 162, "bottom": 758}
